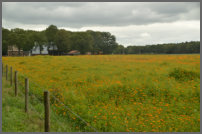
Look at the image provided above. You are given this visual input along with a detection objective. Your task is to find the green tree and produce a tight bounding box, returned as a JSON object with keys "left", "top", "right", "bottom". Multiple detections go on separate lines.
{"left": 54, "top": 29, "right": 72, "bottom": 53}
{"left": 113, "top": 44, "right": 125, "bottom": 54}
{"left": 32, "top": 31, "right": 47, "bottom": 54}
{"left": 100, "top": 32, "right": 118, "bottom": 54}
{"left": 10, "top": 28, "right": 27, "bottom": 55}
{"left": 86, "top": 30, "right": 103, "bottom": 54}
{"left": 70, "top": 32, "right": 93, "bottom": 54}
{"left": 45, "top": 25, "right": 58, "bottom": 50}
{"left": 2, "top": 28, "right": 10, "bottom": 55}
{"left": 22, "top": 30, "right": 37, "bottom": 51}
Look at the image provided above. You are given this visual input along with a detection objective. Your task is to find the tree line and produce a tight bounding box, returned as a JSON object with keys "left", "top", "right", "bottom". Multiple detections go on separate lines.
{"left": 2, "top": 25, "right": 119, "bottom": 55}
{"left": 2, "top": 25, "right": 200, "bottom": 55}
{"left": 124, "top": 41, "right": 200, "bottom": 54}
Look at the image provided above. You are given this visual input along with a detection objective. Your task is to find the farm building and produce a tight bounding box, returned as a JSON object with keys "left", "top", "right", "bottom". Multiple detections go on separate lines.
{"left": 68, "top": 50, "right": 80, "bottom": 55}
{"left": 7, "top": 45, "right": 30, "bottom": 56}
{"left": 31, "top": 43, "right": 58, "bottom": 55}
{"left": 31, "top": 45, "right": 48, "bottom": 55}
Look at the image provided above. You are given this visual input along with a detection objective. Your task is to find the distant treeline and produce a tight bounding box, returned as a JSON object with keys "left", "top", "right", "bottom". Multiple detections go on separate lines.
{"left": 2, "top": 25, "right": 200, "bottom": 55}
{"left": 124, "top": 41, "right": 200, "bottom": 54}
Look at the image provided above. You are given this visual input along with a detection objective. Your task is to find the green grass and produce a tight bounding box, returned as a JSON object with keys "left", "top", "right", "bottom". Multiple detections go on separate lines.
{"left": 2, "top": 77, "right": 43, "bottom": 132}
{"left": 2, "top": 77, "right": 82, "bottom": 132}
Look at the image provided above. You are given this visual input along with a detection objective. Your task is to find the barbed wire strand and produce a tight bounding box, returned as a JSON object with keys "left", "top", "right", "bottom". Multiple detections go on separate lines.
{"left": 26, "top": 79, "right": 94, "bottom": 132}
{"left": 29, "top": 102, "right": 44, "bottom": 120}
{"left": 18, "top": 81, "right": 25, "bottom": 94}
{"left": 28, "top": 82, "right": 74, "bottom": 132}
{"left": 50, "top": 107, "right": 69, "bottom": 131}
{"left": 51, "top": 95, "right": 94, "bottom": 132}
{"left": 51, "top": 94, "right": 98, "bottom": 132}
{"left": 26, "top": 81, "right": 74, "bottom": 132}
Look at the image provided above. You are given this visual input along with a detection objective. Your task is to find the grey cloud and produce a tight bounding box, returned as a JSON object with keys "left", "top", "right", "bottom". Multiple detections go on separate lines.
{"left": 2, "top": 2, "right": 200, "bottom": 46}
{"left": 2, "top": 2, "right": 200, "bottom": 28}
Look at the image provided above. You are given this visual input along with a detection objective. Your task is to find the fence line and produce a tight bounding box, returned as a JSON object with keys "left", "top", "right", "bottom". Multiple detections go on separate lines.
{"left": 2, "top": 64, "right": 49, "bottom": 131}
{"left": 14, "top": 74, "right": 51, "bottom": 123}
{"left": 14, "top": 79, "right": 45, "bottom": 122}
{"left": 2, "top": 66, "right": 45, "bottom": 130}
{"left": 2, "top": 63, "right": 98, "bottom": 132}
{"left": 11, "top": 67, "right": 98, "bottom": 131}
{"left": 27, "top": 78, "right": 98, "bottom": 131}
{"left": 18, "top": 80, "right": 73, "bottom": 131}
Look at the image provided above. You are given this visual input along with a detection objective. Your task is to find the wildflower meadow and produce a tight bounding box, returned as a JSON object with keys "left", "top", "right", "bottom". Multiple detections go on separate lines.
{"left": 2, "top": 54, "right": 200, "bottom": 132}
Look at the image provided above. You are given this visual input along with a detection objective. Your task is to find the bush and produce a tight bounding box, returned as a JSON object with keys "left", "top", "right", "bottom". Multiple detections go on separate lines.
{"left": 169, "top": 68, "right": 200, "bottom": 81}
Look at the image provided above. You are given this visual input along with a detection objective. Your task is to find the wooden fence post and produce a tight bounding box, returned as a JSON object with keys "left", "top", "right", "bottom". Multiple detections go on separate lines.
{"left": 25, "top": 78, "right": 29, "bottom": 113}
{"left": 15, "top": 71, "right": 18, "bottom": 96}
{"left": 6, "top": 65, "right": 8, "bottom": 80}
{"left": 10, "top": 66, "right": 12, "bottom": 86}
{"left": 44, "top": 91, "right": 50, "bottom": 132}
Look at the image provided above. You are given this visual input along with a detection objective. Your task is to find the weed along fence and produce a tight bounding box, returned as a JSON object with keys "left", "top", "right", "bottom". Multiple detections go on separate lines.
{"left": 2, "top": 63, "right": 98, "bottom": 132}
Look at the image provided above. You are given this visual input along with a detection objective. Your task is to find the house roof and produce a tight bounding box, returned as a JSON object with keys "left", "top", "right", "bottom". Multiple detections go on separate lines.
{"left": 68, "top": 50, "right": 80, "bottom": 54}
{"left": 8, "top": 45, "right": 23, "bottom": 51}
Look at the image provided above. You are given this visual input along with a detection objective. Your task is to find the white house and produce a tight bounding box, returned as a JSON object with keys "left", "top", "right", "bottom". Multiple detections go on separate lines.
{"left": 31, "top": 42, "right": 58, "bottom": 55}
{"left": 31, "top": 45, "right": 49, "bottom": 55}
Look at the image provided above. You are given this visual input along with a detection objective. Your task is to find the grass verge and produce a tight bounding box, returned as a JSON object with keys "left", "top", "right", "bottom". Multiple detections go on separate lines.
{"left": 2, "top": 77, "right": 78, "bottom": 132}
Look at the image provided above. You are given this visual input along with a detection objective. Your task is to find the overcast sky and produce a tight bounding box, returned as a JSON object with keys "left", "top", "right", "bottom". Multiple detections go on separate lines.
{"left": 2, "top": 2, "right": 200, "bottom": 46}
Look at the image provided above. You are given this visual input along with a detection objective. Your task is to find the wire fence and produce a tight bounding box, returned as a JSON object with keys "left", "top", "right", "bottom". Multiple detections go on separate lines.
{"left": 2, "top": 63, "right": 98, "bottom": 132}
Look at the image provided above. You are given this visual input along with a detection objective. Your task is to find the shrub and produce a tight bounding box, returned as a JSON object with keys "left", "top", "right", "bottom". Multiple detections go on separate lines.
{"left": 169, "top": 68, "right": 200, "bottom": 81}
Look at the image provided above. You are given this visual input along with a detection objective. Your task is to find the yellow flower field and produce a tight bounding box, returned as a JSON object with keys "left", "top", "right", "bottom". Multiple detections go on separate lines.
{"left": 2, "top": 54, "right": 200, "bottom": 132}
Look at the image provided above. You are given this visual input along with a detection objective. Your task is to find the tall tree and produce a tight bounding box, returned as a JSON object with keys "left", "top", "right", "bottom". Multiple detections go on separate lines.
{"left": 86, "top": 30, "right": 103, "bottom": 54}
{"left": 23, "top": 30, "right": 36, "bottom": 51}
{"left": 100, "top": 32, "right": 118, "bottom": 54}
{"left": 70, "top": 32, "right": 93, "bottom": 54}
{"left": 54, "top": 29, "right": 72, "bottom": 53}
{"left": 45, "top": 25, "right": 58, "bottom": 50}
{"left": 2, "top": 28, "right": 11, "bottom": 55}
{"left": 32, "top": 31, "right": 47, "bottom": 54}
{"left": 10, "top": 28, "right": 27, "bottom": 55}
